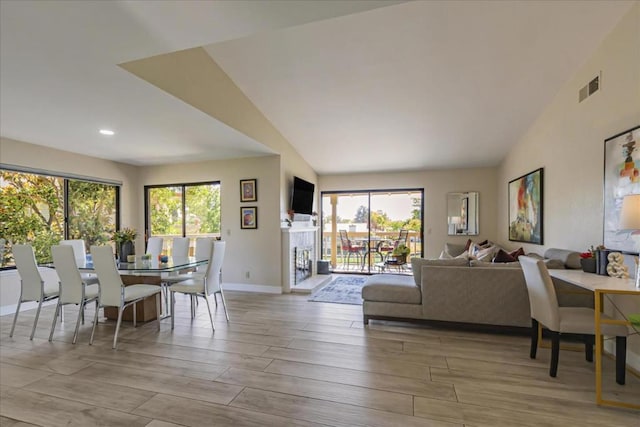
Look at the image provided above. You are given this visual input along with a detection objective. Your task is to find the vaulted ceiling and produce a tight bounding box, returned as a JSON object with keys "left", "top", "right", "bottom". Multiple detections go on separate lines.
{"left": 1, "top": 1, "right": 634, "bottom": 174}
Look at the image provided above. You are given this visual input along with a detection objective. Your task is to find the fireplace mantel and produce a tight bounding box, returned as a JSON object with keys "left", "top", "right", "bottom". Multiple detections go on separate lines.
{"left": 281, "top": 226, "right": 318, "bottom": 292}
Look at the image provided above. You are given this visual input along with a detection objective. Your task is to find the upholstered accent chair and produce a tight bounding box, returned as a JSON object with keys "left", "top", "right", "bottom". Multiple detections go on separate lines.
{"left": 520, "top": 256, "right": 627, "bottom": 384}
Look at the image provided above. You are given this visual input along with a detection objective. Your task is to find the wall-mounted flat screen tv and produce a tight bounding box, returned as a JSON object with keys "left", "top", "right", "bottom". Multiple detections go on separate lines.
{"left": 291, "top": 176, "right": 315, "bottom": 215}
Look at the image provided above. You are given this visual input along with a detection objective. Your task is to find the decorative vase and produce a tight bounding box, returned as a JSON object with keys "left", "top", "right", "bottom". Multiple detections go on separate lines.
{"left": 580, "top": 258, "right": 597, "bottom": 273}
{"left": 118, "top": 241, "right": 135, "bottom": 261}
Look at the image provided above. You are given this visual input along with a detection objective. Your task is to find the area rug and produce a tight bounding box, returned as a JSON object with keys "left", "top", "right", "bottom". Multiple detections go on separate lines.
{"left": 308, "top": 276, "right": 368, "bottom": 305}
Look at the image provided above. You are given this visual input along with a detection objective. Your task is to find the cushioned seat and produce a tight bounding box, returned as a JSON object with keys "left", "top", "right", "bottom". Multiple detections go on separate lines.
{"left": 362, "top": 275, "right": 421, "bottom": 304}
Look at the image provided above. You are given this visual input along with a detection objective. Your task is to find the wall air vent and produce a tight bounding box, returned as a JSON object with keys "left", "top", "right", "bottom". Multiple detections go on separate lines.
{"left": 579, "top": 73, "right": 600, "bottom": 103}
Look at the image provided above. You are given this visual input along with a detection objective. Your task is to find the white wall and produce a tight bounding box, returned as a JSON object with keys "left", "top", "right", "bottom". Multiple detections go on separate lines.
{"left": 497, "top": 4, "right": 640, "bottom": 369}
{"left": 320, "top": 167, "right": 498, "bottom": 259}
{"left": 138, "top": 155, "right": 283, "bottom": 292}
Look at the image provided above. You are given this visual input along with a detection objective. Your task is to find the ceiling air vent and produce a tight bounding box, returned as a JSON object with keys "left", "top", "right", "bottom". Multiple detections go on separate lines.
{"left": 579, "top": 73, "right": 600, "bottom": 103}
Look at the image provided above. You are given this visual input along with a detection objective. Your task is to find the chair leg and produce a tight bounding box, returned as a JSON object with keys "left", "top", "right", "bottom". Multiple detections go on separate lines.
{"left": 530, "top": 318, "right": 538, "bottom": 359}
{"left": 89, "top": 300, "right": 100, "bottom": 345}
{"left": 218, "top": 290, "right": 230, "bottom": 321}
{"left": 585, "top": 335, "right": 594, "bottom": 363}
{"left": 133, "top": 302, "right": 137, "bottom": 328}
{"left": 72, "top": 301, "right": 84, "bottom": 344}
{"left": 549, "top": 331, "right": 560, "bottom": 377}
{"left": 155, "top": 293, "right": 161, "bottom": 331}
{"left": 113, "top": 306, "right": 124, "bottom": 349}
{"left": 49, "top": 302, "right": 61, "bottom": 342}
{"left": 616, "top": 336, "right": 626, "bottom": 385}
{"left": 203, "top": 294, "right": 215, "bottom": 332}
{"left": 170, "top": 291, "right": 175, "bottom": 330}
{"left": 9, "top": 299, "right": 22, "bottom": 338}
{"left": 81, "top": 303, "right": 85, "bottom": 325}
{"left": 30, "top": 299, "right": 44, "bottom": 340}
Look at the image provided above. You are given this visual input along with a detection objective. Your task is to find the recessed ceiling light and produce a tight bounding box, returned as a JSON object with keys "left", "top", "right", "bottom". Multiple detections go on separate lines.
{"left": 99, "top": 129, "right": 115, "bottom": 136}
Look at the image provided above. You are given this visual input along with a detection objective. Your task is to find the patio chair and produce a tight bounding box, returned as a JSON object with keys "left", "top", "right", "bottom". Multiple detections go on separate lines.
{"left": 339, "top": 230, "right": 363, "bottom": 270}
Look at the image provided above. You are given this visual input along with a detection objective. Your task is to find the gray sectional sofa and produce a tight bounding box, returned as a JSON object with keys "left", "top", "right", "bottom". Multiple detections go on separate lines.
{"left": 362, "top": 248, "right": 592, "bottom": 330}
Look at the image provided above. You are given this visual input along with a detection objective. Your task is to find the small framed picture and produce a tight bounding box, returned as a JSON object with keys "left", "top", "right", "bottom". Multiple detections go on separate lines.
{"left": 240, "top": 206, "right": 258, "bottom": 229}
{"left": 240, "top": 179, "right": 257, "bottom": 202}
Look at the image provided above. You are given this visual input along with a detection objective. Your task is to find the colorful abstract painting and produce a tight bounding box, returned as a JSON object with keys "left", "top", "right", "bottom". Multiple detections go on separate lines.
{"left": 509, "top": 168, "right": 543, "bottom": 244}
{"left": 604, "top": 126, "right": 640, "bottom": 254}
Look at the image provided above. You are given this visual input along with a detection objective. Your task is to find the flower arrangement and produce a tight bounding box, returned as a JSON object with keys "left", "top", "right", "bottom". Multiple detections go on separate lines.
{"left": 112, "top": 227, "right": 137, "bottom": 244}
{"left": 580, "top": 245, "right": 604, "bottom": 259}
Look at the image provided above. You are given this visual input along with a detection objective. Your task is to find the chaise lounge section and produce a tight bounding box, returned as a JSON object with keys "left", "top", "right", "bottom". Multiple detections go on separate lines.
{"left": 362, "top": 248, "right": 591, "bottom": 330}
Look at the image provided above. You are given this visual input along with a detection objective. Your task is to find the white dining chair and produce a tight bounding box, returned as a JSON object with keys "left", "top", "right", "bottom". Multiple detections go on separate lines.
{"left": 146, "top": 237, "right": 164, "bottom": 258}
{"left": 520, "top": 256, "right": 628, "bottom": 384}
{"left": 169, "top": 240, "right": 227, "bottom": 331}
{"left": 49, "top": 245, "right": 100, "bottom": 343}
{"left": 10, "top": 244, "right": 60, "bottom": 340}
{"left": 171, "top": 237, "right": 190, "bottom": 258}
{"left": 90, "top": 245, "right": 162, "bottom": 349}
{"left": 60, "top": 239, "right": 99, "bottom": 285}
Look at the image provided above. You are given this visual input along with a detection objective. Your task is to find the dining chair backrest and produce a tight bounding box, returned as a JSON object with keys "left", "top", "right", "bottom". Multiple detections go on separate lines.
{"left": 13, "top": 244, "right": 44, "bottom": 301}
{"left": 146, "top": 237, "right": 164, "bottom": 258}
{"left": 339, "top": 230, "right": 351, "bottom": 248}
{"left": 205, "top": 241, "right": 226, "bottom": 295}
{"left": 90, "top": 245, "right": 123, "bottom": 307}
{"left": 194, "top": 237, "right": 214, "bottom": 273}
{"left": 60, "top": 239, "right": 87, "bottom": 267}
{"left": 52, "top": 245, "right": 85, "bottom": 304}
{"left": 396, "top": 229, "right": 409, "bottom": 247}
{"left": 172, "top": 237, "right": 190, "bottom": 258}
{"left": 519, "top": 256, "right": 560, "bottom": 331}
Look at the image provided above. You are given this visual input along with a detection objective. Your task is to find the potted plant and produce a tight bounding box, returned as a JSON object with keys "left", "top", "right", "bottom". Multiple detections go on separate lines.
{"left": 112, "top": 227, "right": 137, "bottom": 261}
{"left": 388, "top": 243, "right": 410, "bottom": 265}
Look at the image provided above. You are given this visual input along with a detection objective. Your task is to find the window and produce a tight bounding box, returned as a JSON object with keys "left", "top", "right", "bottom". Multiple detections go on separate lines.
{"left": 0, "top": 169, "right": 119, "bottom": 267}
{"left": 145, "top": 182, "right": 220, "bottom": 254}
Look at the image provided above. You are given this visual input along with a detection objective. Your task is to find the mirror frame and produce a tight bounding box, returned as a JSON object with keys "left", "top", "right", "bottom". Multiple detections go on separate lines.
{"left": 447, "top": 191, "right": 479, "bottom": 236}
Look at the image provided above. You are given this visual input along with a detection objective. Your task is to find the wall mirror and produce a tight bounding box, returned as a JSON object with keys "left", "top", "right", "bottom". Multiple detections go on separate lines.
{"left": 447, "top": 192, "right": 479, "bottom": 235}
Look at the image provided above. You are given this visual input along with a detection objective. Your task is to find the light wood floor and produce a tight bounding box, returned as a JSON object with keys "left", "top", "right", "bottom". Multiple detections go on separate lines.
{"left": 1, "top": 291, "right": 639, "bottom": 426}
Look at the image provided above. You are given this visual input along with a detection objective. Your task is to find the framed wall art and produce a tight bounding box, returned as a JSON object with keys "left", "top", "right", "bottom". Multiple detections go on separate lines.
{"left": 240, "top": 206, "right": 258, "bottom": 229}
{"left": 508, "top": 167, "right": 543, "bottom": 244}
{"left": 240, "top": 179, "right": 257, "bottom": 202}
{"left": 603, "top": 125, "right": 640, "bottom": 253}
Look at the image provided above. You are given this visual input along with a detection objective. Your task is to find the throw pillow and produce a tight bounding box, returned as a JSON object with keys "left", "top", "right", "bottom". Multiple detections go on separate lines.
{"left": 444, "top": 242, "right": 466, "bottom": 257}
{"left": 509, "top": 247, "right": 525, "bottom": 259}
{"left": 493, "top": 248, "right": 517, "bottom": 263}
{"left": 463, "top": 238, "right": 473, "bottom": 251}
{"left": 411, "top": 257, "right": 469, "bottom": 286}
{"left": 478, "top": 239, "right": 489, "bottom": 247}
{"left": 475, "top": 245, "right": 498, "bottom": 262}
{"left": 439, "top": 250, "right": 453, "bottom": 260}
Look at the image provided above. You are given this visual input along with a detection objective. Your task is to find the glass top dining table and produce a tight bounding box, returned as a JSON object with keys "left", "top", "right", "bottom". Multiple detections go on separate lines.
{"left": 78, "top": 256, "right": 208, "bottom": 274}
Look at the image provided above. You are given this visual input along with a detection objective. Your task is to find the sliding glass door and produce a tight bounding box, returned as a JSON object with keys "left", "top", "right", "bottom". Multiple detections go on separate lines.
{"left": 321, "top": 189, "right": 423, "bottom": 274}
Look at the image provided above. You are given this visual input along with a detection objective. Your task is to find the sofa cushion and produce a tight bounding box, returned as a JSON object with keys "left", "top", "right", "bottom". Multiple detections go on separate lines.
{"left": 472, "top": 260, "right": 521, "bottom": 268}
{"left": 362, "top": 275, "right": 421, "bottom": 304}
{"left": 411, "top": 257, "right": 469, "bottom": 286}
{"left": 544, "top": 248, "right": 581, "bottom": 269}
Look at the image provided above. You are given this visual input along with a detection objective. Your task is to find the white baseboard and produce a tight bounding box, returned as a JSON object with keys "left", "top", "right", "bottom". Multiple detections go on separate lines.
{"left": 222, "top": 282, "right": 282, "bottom": 294}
